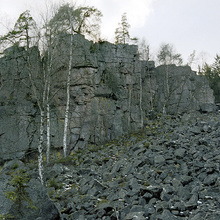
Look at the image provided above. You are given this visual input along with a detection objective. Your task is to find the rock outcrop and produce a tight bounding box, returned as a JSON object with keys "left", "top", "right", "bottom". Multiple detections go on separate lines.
{"left": 0, "top": 34, "right": 216, "bottom": 162}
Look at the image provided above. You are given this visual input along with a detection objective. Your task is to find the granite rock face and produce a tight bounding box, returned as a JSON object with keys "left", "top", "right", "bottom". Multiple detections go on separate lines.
{"left": 0, "top": 34, "right": 216, "bottom": 162}
{"left": 0, "top": 46, "right": 41, "bottom": 163}
{"left": 153, "top": 65, "right": 216, "bottom": 114}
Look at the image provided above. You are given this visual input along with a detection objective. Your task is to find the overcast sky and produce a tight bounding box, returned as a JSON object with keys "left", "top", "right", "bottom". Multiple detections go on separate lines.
{"left": 0, "top": 0, "right": 219, "bottom": 70}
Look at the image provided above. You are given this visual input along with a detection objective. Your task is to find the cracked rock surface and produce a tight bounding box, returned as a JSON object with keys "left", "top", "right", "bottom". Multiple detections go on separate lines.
{"left": 0, "top": 112, "right": 220, "bottom": 219}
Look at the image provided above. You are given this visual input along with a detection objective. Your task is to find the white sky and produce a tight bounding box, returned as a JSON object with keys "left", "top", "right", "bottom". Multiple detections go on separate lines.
{"left": 0, "top": 0, "right": 219, "bottom": 69}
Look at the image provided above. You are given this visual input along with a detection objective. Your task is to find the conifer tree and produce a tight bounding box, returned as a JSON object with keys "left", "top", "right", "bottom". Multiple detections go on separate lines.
{"left": 5, "top": 169, "right": 36, "bottom": 218}
{"left": 115, "top": 13, "right": 130, "bottom": 44}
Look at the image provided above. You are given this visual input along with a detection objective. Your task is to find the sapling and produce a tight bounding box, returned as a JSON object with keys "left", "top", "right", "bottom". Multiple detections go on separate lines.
{"left": 5, "top": 169, "right": 37, "bottom": 218}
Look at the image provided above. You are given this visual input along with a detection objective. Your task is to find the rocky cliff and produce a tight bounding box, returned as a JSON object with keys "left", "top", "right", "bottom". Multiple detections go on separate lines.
{"left": 0, "top": 34, "right": 216, "bottom": 163}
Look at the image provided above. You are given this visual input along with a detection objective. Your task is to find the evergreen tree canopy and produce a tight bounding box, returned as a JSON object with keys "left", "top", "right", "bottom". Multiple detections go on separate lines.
{"left": 201, "top": 54, "right": 220, "bottom": 102}
{"left": 115, "top": 13, "right": 130, "bottom": 44}
{"left": 0, "top": 10, "right": 38, "bottom": 49}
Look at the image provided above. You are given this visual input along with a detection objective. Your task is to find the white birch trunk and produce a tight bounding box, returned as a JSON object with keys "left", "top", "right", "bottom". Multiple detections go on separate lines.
{"left": 147, "top": 62, "right": 153, "bottom": 110}
{"left": 163, "top": 65, "right": 169, "bottom": 114}
{"left": 63, "top": 34, "right": 73, "bottom": 158}
{"left": 46, "top": 49, "right": 51, "bottom": 164}
{"left": 38, "top": 110, "right": 44, "bottom": 185}
{"left": 128, "top": 85, "right": 132, "bottom": 130}
{"left": 139, "top": 72, "right": 143, "bottom": 127}
{"left": 46, "top": 103, "right": 50, "bottom": 164}
{"left": 63, "top": 9, "right": 74, "bottom": 158}
{"left": 27, "top": 58, "right": 45, "bottom": 184}
{"left": 24, "top": 24, "right": 45, "bottom": 184}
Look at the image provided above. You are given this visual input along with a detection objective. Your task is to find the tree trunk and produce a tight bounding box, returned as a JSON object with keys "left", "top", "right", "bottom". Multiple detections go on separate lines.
{"left": 63, "top": 34, "right": 73, "bottom": 158}
{"left": 38, "top": 110, "right": 44, "bottom": 185}
{"left": 128, "top": 85, "right": 132, "bottom": 130}
{"left": 139, "top": 72, "right": 143, "bottom": 127}
{"left": 63, "top": 9, "right": 74, "bottom": 158}
{"left": 27, "top": 52, "right": 45, "bottom": 184}
{"left": 46, "top": 52, "right": 51, "bottom": 164}
{"left": 163, "top": 65, "right": 169, "bottom": 114}
{"left": 46, "top": 103, "right": 50, "bottom": 164}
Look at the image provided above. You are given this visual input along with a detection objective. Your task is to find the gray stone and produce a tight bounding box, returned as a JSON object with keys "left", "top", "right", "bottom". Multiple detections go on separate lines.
{"left": 124, "top": 212, "right": 146, "bottom": 220}
{"left": 158, "top": 209, "right": 178, "bottom": 220}
{"left": 185, "top": 194, "right": 198, "bottom": 210}
{"left": 200, "top": 103, "right": 217, "bottom": 113}
{"left": 69, "top": 211, "right": 86, "bottom": 220}
{"left": 190, "top": 126, "right": 201, "bottom": 135}
{"left": 174, "top": 148, "right": 186, "bottom": 158}
{"left": 203, "top": 174, "right": 218, "bottom": 185}
{"left": 154, "top": 155, "right": 165, "bottom": 164}
{"left": 130, "top": 205, "right": 143, "bottom": 213}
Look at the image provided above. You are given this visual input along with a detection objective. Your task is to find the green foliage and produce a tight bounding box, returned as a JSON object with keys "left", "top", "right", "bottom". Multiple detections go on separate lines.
{"left": 11, "top": 163, "right": 19, "bottom": 170}
{"left": 157, "top": 43, "right": 183, "bottom": 65}
{"left": 0, "top": 212, "right": 14, "bottom": 219}
{"left": 47, "top": 178, "right": 64, "bottom": 190}
{"left": 5, "top": 169, "right": 37, "bottom": 217}
{"left": 115, "top": 13, "right": 130, "bottom": 44}
{"left": 1, "top": 10, "right": 37, "bottom": 48}
{"left": 48, "top": 4, "right": 102, "bottom": 41}
{"left": 200, "top": 54, "right": 220, "bottom": 102}
{"left": 88, "top": 144, "right": 102, "bottom": 152}
{"left": 96, "top": 198, "right": 109, "bottom": 206}
{"left": 53, "top": 155, "right": 74, "bottom": 165}
{"left": 143, "top": 180, "right": 150, "bottom": 187}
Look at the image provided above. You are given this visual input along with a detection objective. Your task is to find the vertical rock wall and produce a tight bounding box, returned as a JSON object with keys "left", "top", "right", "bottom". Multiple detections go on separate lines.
{"left": 0, "top": 47, "right": 41, "bottom": 162}
{"left": 0, "top": 34, "right": 216, "bottom": 162}
{"left": 152, "top": 65, "right": 215, "bottom": 114}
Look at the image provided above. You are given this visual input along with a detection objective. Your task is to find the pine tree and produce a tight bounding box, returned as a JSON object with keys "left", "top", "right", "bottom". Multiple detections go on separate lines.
{"left": 115, "top": 13, "right": 130, "bottom": 44}
{"left": 5, "top": 169, "right": 37, "bottom": 218}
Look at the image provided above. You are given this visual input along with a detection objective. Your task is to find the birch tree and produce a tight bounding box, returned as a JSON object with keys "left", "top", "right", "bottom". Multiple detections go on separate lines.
{"left": 48, "top": 4, "right": 74, "bottom": 158}
{"left": 71, "top": 6, "right": 102, "bottom": 41}
{"left": 157, "top": 43, "right": 183, "bottom": 113}
{"left": 138, "top": 38, "right": 153, "bottom": 111}
{"left": 138, "top": 38, "right": 150, "bottom": 61}
{"left": 41, "top": 5, "right": 61, "bottom": 164}
{"left": 48, "top": 3, "right": 102, "bottom": 41}
{"left": 187, "top": 50, "right": 196, "bottom": 68}
{"left": 48, "top": 3, "right": 102, "bottom": 157}
{"left": 157, "top": 43, "right": 182, "bottom": 66}
{"left": 1, "top": 11, "right": 44, "bottom": 184}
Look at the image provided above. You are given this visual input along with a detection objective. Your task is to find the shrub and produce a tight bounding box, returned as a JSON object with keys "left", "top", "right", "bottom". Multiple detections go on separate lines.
{"left": 47, "top": 178, "right": 63, "bottom": 190}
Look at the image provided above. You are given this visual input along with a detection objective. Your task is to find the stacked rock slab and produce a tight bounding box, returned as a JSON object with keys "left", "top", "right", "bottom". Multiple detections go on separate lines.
{"left": 0, "top": 46, "right": 41, "bottom": 163}
{"left": 0, "top": 34, "right": 216, "bottom": 162}
{"left": 153, "top": 65, "right": 216, "bottom": 114}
